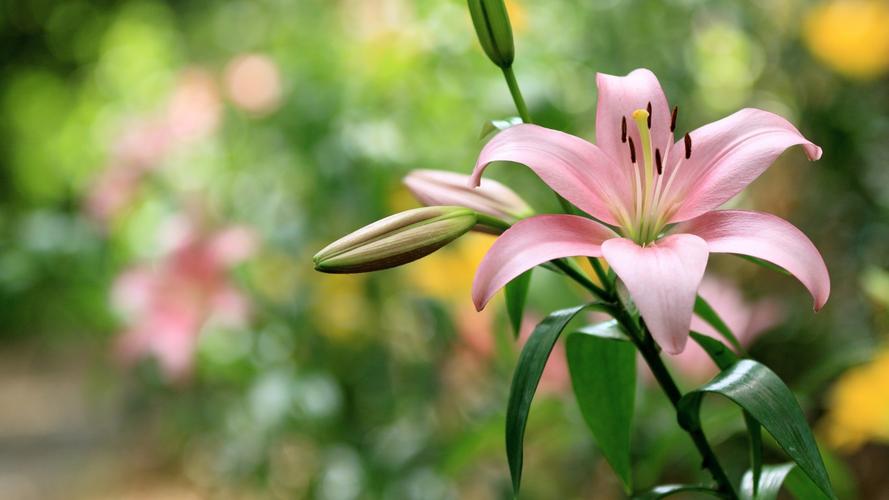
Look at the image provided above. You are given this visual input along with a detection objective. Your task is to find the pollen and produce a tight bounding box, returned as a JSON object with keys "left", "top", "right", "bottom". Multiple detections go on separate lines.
{"left": 621, "top": 116, "right": 627, "bottom": 143}
{"left": 631, "top": 109, "right": 650, "bottom": 124}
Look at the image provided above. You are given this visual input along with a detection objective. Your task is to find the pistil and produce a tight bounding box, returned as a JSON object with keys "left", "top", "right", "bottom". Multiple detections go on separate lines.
{"left": 631, "top": 108, "right": 656, "bottom": 242}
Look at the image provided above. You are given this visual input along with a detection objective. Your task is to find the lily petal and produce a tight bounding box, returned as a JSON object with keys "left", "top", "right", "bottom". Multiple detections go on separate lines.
{"left": 472, "top": 214, "right": 617, "bottom": 310}
{"left": 596, "top": 69, "right": 673, "bottom": 167}
{"left": 677, "top": 210, "right": 830, "bottom": 310}
{"left": 602, "top": 234, "right": 709, "bottom": 354}
{"left": 404, "top": 169, "right": 531, "bottom": 220}
{"left": 666, "top": 108, "right": 822, "bottom": 222}
{"left": 471, "top": 124, "right": 631, "bottom": 226}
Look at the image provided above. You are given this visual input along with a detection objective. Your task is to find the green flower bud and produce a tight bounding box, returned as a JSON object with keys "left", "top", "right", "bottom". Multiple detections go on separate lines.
{"left": 314, "top": 206, "right": 478, "bottom": 274}
{"left": 467, "top": 0, "right": 515, "bottom": 69}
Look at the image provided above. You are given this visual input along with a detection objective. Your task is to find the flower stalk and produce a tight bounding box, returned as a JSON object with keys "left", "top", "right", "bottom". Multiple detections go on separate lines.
{"left": 570, "top": 272, "right": 738, "bottom": 498}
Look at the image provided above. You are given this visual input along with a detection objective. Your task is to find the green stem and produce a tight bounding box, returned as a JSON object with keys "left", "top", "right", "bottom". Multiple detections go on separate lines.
{"left": 609, "top": 301, "right": 737, "bottom": 498}
{"left": 502, "top": 65, "right": 531, "bottom": 124}
{"left": 638, "top": 327, "right": 737, "bottom": 498}
{"left": 587, "top": 257, "right": 611, "bottom": 290}
{"left": 474, "top": 212, "right": 512, "bottom": 232}
{"left": 500, "top": 65, "right": 590, "bottom": 221}
{"left": 551, "top": 272, "right": 736, "bottom": 498}
{"left": 551, "top": 259, "right": 607, "bottom": 299}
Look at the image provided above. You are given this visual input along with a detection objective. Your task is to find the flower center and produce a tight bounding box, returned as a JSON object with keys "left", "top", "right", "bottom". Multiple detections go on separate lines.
{"left": 620, "top": 104, "right": 692, "bottom": 245}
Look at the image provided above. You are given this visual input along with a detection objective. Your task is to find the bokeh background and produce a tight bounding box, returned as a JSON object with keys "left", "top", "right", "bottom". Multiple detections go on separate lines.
{"left": 1, "top": 0, "right": 889, "bottom": 498}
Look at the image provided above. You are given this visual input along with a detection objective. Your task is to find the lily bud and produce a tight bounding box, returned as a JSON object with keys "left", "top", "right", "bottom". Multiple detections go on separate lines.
{"left": 404, "top": 169, "right": 532, "bottom": 221}
{"left": 467, "top": 0, "right": 515, "bottom": 69}
{"left": 314, "top": 206, "right": 477, "bottom": 274}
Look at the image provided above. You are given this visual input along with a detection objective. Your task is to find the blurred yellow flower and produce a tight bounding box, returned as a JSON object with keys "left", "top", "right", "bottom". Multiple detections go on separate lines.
{"left": 803, "top": 0, "right": 889, "bottom": 79}
{"left": 310, "top": 273, "right": 372, "bottom": 340}
{"left": 820, "top": 348, "right": 889, "bottom": 451}
{"left": 505, "top": 0, "right": 528, "bottom": 33}
{"left": 405, "top": 232, "right": 495, "bottom": 302}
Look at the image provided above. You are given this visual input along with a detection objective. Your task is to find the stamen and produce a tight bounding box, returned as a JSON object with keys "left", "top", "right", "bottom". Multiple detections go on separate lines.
{"left": 621, "top": 116, "right": 627, "bottom": 143}
{"left": 655, "top": 148, "right": 663, "bottom": 175}
{"left": 670, "top": 106, "right": 678, "bottom": 132}
{"left": 684, "top": 133, "right": 692, "bottom": 159}
{"left": 646, "top": 102, "right": 652, "bottom": 128}
{"left": 628, "top": 136, "right": 636, "bottom": 164}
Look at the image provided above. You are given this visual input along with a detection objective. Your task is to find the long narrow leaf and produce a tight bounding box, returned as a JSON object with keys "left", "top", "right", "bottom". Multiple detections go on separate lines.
{"left": 694, "top": 295, "right": 742, "bottom": 351}
{"left": 677, "top": 360, "right": 835, "bottom": 499}
{"left": 566, "top": 321, "right": 636, "bottom": 491}
{"left": 506, "top": 303, "right": 602, "bottom": 494}
{"left": 691, "top": 331, "right": 762, "bottom": 493}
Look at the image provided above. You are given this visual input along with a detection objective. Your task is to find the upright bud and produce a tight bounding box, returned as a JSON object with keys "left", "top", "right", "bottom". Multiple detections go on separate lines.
{"left": 314, "top": 206, "right": 477, "bottom": 274}
{"left": 404, "top": 169, "right": 532, "bottom": 222}
{"left": 467, "top": 0, "right": 515, "bottom": 69}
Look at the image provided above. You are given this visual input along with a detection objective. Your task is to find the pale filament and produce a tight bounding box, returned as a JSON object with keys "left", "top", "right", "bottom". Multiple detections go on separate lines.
{"left": 621, "top": 107, "right": 692, "bottom": 244}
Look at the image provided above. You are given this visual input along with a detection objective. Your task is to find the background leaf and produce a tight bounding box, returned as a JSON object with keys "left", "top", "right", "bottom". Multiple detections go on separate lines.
{"left": 566, "top": 321, "right": 636, "bottom": 491}
{"left": 633, "top": 483, "right": 721, "bottom": 499}
{"left": 479, "top": 116, "right": 523, "bottom": 139}
{"left": 506, "top": 303, "right": 598, "bottom": 494}
{"left": 677, "top": 360, "right": 835, "bottom": 499}
{"left": 505, "top": 270, "right": 532, "bottom": 338}
{"left": 740, "top": 463, "right": 830, "bottom": 500}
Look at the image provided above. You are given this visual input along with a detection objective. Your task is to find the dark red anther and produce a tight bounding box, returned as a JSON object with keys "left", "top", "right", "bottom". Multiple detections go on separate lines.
{"left": 628, "top": 136, "right": 636, "bottom": 164}
{"left": 646, "top": 102, "right": 652, "bottom": 129}
{"left": 684, "top": 133, "right": 692, "bottom": 159}
{"left": 670, "top": 106, "right": 678, "bottom": 132}
{"left": 621, "top": 116, "right": 627, "bottom": 143}
{"left": 655, "top": 148, "right": 663, "bottom": 174}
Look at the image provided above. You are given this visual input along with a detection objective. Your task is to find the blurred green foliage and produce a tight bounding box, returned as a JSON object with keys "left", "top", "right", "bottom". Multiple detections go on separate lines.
{"left": 1, "top": 0, "right": 888, "bottom": 498}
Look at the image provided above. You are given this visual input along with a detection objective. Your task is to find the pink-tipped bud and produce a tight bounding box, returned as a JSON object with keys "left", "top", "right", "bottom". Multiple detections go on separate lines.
{"left": 313, "top": 206, "right": 477, "bottom": 274}
{"left": 403, "top": 169, "right": 532, "bottom": 221}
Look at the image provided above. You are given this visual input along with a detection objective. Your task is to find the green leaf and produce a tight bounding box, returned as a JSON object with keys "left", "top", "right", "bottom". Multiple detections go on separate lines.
{"left": 506, "top": 303, "right": 601, "bottom": 495}
{"left": 735, "top": 254, "right": 791, "bottom": 276}
{"left": 505, "top": 270, "right": 532, "bottom": 338}
{"left": 690, "top": 332, "right": 762, "bottom": 494}
{"left": 633, "top": 484, "right": 721, "bottom": 499}
{"left": 744, "top": 412, "right": 764, "bottom": 497}
{"left": 677, "top": 359, "right": 835, "bottom": 499}
{"left": 740, "top": 463, "right": 830, "bottom": 500}
{"left": 690, "top": 331, "right": 739, "bottom": 369}
{"left": 479, "top": 116, "right": 523, "bottom": 139}
{"left": 694, "top": 295, "right": 743, "bottom": 352}
{"left": 566, "top": 321, "right": 636, "bottom": 492}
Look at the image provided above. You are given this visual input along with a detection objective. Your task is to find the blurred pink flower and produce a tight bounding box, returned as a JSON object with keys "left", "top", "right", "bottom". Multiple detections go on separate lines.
{"left": 453, "top": 307, "right": 569, "bottom": 394}
{"left": 166, "top": 68, "right": 222, "bottom": 142}
{"left": 112, "top": 218, "right": 257, "bottom": 382}
{"left": 85, "top": 68, "right": 222, "bottom": 224}
{"left": 224, "top": 53, "right": 283, "bottom": 116}
{"left": 666, "top": 276, "right": 782, "bottom": 383}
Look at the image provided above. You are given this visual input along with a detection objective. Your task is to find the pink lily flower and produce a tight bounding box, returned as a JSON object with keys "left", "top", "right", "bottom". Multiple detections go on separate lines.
{"left": 113, "top": 218, "right": 256, "bottom": 382}
{"left": 470, "top": 69, "right": 829, "bottom": 354}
